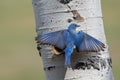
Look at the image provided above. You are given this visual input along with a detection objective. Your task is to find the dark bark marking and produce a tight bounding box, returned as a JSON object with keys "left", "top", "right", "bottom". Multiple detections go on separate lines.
{"left": 74, "top": 61, "right": 86, "bottom": 70}
{"left": 71, "top": 10, "right": 85, "bottom": 22}
{"left": 67, "top": 10, "right": 85, "bottom": 23}
{"left": 73, "top": 56, "right": 112, "bottom": 70}
{"left": 32, "top": 2, "right": 38, "bottom": 7}
{"left": 35, "top": 38, "right": 42, "bottom": 56}
{"left": 37, "top": 44, "right": 42, "bottom": 56}
{"left": 67, "top": 19, "right": 73, "bottom": 23}
{"left": 107, "top": 57, "right": 112, "bottom": 68}
{"left": 58, "top": 0, "right": 73, "bottom": 4}
{"left": 44, "top": 66, "right": 56, "bottom": 71}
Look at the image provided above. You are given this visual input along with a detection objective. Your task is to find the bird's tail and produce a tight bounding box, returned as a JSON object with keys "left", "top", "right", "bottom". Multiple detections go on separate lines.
{"left": 65, "top": 55, "right": 71, "bottom": 67}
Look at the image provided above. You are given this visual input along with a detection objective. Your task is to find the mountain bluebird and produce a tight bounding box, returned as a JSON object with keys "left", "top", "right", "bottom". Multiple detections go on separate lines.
{"left": 36, "top": 23, "right": 105, "bottom": 66}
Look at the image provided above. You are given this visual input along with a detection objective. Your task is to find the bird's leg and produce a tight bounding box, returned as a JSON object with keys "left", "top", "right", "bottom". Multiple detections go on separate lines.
{"left": 64, "top": 41, "right": 74, "bottom": 67}
{"left": 51, "top": 46, "right": 64, "bottom": 55}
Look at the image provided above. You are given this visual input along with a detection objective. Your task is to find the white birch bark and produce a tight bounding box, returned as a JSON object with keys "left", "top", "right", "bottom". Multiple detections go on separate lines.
{"left": 32, "top": 0, "right": 114, "bottom": 80}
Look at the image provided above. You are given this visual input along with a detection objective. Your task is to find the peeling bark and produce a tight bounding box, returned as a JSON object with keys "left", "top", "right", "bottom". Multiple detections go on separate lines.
{"left": 32, "top": 0, "right": 114, "bottom": 80}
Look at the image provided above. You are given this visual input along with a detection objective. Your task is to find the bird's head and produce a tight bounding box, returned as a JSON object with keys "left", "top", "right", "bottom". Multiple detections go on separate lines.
{"left": 68, "top": 23, "right": 80, "bottom": 31}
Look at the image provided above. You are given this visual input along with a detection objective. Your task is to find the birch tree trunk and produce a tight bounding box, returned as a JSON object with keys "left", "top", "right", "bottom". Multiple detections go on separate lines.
{"left": 32, "top": 0, "right": 114, "bottom": 80}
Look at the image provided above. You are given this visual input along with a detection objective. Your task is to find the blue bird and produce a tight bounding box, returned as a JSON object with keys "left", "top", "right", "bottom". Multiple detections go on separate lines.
{"left": 36, "top": 23, "right": 105, "bottom": 66}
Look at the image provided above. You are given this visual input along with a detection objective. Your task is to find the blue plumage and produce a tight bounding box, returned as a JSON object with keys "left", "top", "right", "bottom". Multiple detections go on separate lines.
{"left": 37, "top": 23, "right": 105, "bottom": 66}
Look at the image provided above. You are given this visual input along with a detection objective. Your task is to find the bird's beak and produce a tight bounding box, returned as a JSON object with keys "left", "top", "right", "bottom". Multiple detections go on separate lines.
{"left": 77, "top": 25, "right": 80, "bottom": 27}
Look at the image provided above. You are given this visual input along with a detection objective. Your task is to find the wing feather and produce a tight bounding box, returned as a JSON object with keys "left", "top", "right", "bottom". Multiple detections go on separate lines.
{"left": 77, "top": 31, "right": 105, "bottom": 52}
{"left": 37, "top": 30, "right": 66, "bottom": 49}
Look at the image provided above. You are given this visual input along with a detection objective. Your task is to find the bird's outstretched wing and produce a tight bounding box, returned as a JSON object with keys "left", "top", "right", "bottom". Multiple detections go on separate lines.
{"left": 36, "top": 30, "right": 66, "bottom": 50}
{"left": 77, "top": 31, "right": 105, "bottom": 52}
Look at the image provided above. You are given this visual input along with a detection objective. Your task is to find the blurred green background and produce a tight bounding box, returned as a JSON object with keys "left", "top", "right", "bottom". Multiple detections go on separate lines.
{"left": 0, "top": 0, "right": 119, "bottom": 80}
